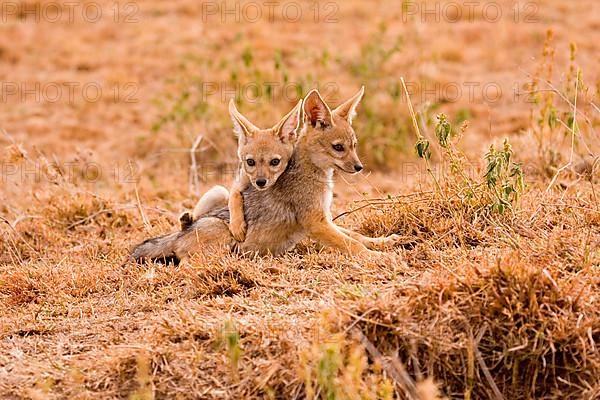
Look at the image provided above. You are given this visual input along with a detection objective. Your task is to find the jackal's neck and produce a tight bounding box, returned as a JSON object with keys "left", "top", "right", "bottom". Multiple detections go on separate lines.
{"left": 292, "top": 136, "right": 329, "bottom": 182}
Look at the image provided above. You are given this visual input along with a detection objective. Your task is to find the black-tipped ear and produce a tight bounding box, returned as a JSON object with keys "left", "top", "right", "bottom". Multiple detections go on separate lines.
{"left": 273, "top": 100, "right": 302, "bottom": 144}
{"left": 333, "top": 86, "right": 365, "bottom": 125}
{"left": 303, "top": 90, "right": 333, "bottom": 128}
{"left": 229, "top": 99, "right": 259, "bottom": 139}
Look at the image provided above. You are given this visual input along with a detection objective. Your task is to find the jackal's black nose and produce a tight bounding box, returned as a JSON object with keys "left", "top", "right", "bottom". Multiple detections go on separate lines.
{"left": 256, "top": 178, "right": 267, "bottom": 187}
{"left": 354, "top": 164, "right": 363, "bottom": 172}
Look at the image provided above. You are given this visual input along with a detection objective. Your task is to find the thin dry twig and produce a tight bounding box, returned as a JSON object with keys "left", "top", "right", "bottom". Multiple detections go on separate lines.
{"left": 134, "top": 184, "right": 152, "bottom": 232}
{"left": 473, "top": 324, "right": 505, "bottom": 400}
{"left": 189, "top": 134, "right": 204, "bottom": 195}
{"left": 353, "top": 328, "right": 419, "bottom": 399}
{"left": 401, "top": 77, "right": 444, "bottom": 196}
{"left": 545, "top": 69, "right": 580, "bottom": 193}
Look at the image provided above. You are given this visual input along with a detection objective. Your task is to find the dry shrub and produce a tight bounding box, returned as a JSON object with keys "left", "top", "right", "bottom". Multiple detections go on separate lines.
{"left": 337, "top": 257, "right": 600, "bottom": 399}
{"left": 0, "top": 270, "right": 43, "bottom": 306}
{"left": 52, "top": 303, "right": 307, "bottom": 399}
{"left": 300, "top": 333, "right": 385, "bottom": 400}
{"left": 354, "top": 195, "right": 487, "bottom": 249}
{"left": 0, "top": 219, "right": 52, "bottom": 265}
{"left": 45, "top": 192, "right": 133, "bottom": 233}
{"left": 52, "top": 350, "right": 145, "bottom": 399}
{"left": 177, "top": 263, "right": 258, "bottom": 298}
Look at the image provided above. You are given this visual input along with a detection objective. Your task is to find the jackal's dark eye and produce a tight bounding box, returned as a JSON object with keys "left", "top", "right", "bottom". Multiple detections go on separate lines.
{"left": 332, "top": 143, "right": 344, "bottom": 152}
{"left": 270, "top": 158, "right": 280, "bottom": 166}
{"left": 246, "top": 159, "right": 256, "bottom": 167}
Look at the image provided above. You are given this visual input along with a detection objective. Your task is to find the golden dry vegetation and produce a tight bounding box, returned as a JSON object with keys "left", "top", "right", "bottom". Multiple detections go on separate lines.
{"left": 1, "top": 0, "right": 599, "bottom": 399}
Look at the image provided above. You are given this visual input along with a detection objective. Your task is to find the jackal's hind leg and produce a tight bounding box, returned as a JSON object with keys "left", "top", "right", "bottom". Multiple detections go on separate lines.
{"left": 179, "top": 212, "right": 194, "bottom": 230}
{"left": 192, "top": 185, "right": 229, "bottom": 220}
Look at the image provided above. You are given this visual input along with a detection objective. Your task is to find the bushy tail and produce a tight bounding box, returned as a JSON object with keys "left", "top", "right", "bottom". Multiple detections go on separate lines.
{"left": 130, "top": 231, "right": 182, "bottom": 265}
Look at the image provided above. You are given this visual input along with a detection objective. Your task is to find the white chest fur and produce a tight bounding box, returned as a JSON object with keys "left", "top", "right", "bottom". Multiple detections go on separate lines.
{"left": 323, "top": 168, "right": 334, "bottom": 220}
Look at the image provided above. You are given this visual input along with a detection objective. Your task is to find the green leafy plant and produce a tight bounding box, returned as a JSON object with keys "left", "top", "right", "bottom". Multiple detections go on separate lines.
{"left": 434, "top": 113, "right": 452, "bottom": 148}
{"left": 220, "top": 319, "right": 242, "bottom": 382}
{"left": 528, "top": 30, "right": 595, "bottom": 184}
{"left": 415, "top": 137, "right": 431, "bottom": 160}
{"left": 484, "top": 140, "right": 525, "bottom": 214}
{"left": 403, "top": 75, "right": 526, "bottom": 216}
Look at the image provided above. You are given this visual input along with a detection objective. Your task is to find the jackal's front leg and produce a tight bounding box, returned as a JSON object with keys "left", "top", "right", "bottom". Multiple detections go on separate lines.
{"left": 228, "top": 172, "right": 249, "bottom": 242}
{"left": 336, "top": 227, "right": 402, "bottom": 250}
{"left": 308, "top": 220, "right": 379, "bottom": 256}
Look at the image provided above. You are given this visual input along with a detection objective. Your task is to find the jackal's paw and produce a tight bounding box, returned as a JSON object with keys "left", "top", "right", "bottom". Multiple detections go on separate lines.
{"left": 229, "top": 219, "right": 247, "bottom": 242}
{"left": 383, "top": 234, "right": 403, "bottom": 247}
{"left": 179, "top": 212, "right": 193, "bottom": 230}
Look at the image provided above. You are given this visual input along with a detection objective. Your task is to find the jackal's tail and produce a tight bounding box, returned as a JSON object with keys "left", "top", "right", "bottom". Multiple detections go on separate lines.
{"left": 130, "top": 231, "right": 181, "bottom": 265}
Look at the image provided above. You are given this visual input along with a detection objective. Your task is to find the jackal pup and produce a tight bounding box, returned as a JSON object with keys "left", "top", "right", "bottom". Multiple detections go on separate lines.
{"left": 180, "top": 100, "right": 302, "bottom": 241}
{"left": 224, "top": 99, "right": 302, "bottom": 241}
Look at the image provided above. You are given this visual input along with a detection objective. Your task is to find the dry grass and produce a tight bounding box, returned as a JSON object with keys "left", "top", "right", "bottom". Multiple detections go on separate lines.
{"left": 1, "top": 179, "right": 598, "bottom": 399}
{"left": 1, "top": 0, "right": 600, "bottom": 399}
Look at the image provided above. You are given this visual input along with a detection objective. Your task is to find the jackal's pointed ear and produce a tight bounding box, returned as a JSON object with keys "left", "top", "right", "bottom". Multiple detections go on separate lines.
{"left": 333, "top": 86, "right": 365, "bottom": 125}
{"left": 303, "top": 89, "right": 333, "bottom": 128}
{"left": 229, "top": 99, "right": 259, "bottom": 139}
{"left": 273, "top": 100, "right": 302, "bottom": 144}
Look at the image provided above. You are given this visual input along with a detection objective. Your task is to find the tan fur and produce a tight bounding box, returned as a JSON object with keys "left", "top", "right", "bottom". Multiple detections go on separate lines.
{"left": 132, "top": 88, "right": 401, "bottom": 263}
{"left": 227, "top": 99, "right": 302, "bottom": 241}
{"left": 192, "top": 185, "right": 229, "bottom": 220}
{"left": 173, "top": 217, "right": 232, "bottom": 260}
{"left": 226, "top": 174, "right": 248, "bottom": 241}
{"left": 236, "top": 87, "right": 399, "bottom": 256}
{"left": 225, "top": 87, "right": 400, "bottom": 256}
{"left": 179, "top": 185, "right": 228, "bottom": 230}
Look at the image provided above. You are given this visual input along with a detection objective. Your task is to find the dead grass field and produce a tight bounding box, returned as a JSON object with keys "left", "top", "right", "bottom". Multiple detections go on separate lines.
{"left": 1, "top": 0, "right": 599, "bottom": 399}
